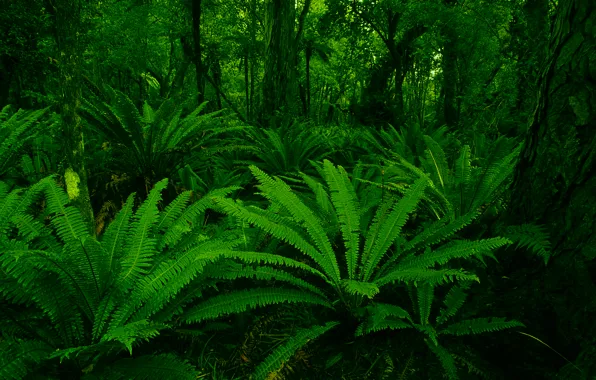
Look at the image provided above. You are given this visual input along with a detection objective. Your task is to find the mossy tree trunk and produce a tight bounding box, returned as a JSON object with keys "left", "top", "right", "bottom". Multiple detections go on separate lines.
{"left": 511, "top": 0, "right": 596, "bottom": 370}
{"left": 55, "top": 0, "right": 95, "bottom": 236}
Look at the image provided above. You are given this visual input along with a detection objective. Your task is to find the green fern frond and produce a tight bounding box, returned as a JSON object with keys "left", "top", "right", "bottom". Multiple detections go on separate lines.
{"left": 441, "top": 317, "right": 524, "bottom": 336}
{"left": 252, "top": 321, "right": 339, "bottom": 380}
{"left": 425, "top": 340, "right": 458, "bottom": 380}
{"left": 0, "top": 107, "right": 49, "bottom": 176}
{"left": 401, "top": 211, "right": 480, "bottom": 255}
{"left": 323, "top": 160, "right": 361, "bottom": 279}
{"left": 341, "top": 279, "right": 379, "bottom": 299}
{"left": 182, "top": 288, "right": 332, "bottom": 324}
{"left": 43, "top": 177, "right": 88, "bottom": 245}
{"left": 0, "top": 339, "right": 52, "bottom": 380}
{"left": 156, "top": 191, "right": 191, "bottom": 232}
{"left": 119, "top": 179, "right": 168, "bottom": 287}
{"left": 423, "top": 135, "right": 450, "bottom": 190}
{"left": 467, "top": 139, "right": 520, "bottom": 212}
{"left": 436, "top": 285, "right": 469, "bottom": 325}
{"left": 211, "top": 197, "right": 332, "bottom": 282}
{"left": 503, "top": 224, "right": 552, "bottom": 264}
{"left": 361, "top": 177, "right": 428, "bottom": 281}
{"left": 454, "top": 145, "right": 472, "bottom": 215}
{"left": 213, "top": 250, "right": 329, "bottom": 283}
{"left": 249, "top": 165, "right": 341, "bottom": 283}
{"left": 159, "top": 186, "right": 241, "bottom": 249}
{"left": 100, "top": 319, "right": 167, "bottom": 355}
{"left": 417, "top": 283, "right": 434, "bottom": 325}
{"left": 356, "top": 302, "right": 413, "bottom": 336}
{"left": 209, "top": 264, "right": 327, "bottom": 298}
{"left": 109, "top": 353, "right": 200, "bottom": 380}
{"left": 375, "top": 268, "right": 478, "bottom": 288}
{"left": 101, "top": 194, "right": 135, "bottom": 264}
{"left": 396, "top": 238, "right": 511, "bottom": 271}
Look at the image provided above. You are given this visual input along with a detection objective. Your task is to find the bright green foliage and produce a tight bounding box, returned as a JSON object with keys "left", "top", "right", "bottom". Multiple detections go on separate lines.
{"left": 209, "top": 160, "right": 515, "bottom": 378}
{"left": 80, "top": 87, "right": 243, "bottom": 187}
{"left": 0, "top": 107, "right": 52, "bottom": 180}
{"left": 252, "top": 321, "right": 340, "bottom": 380}
{"left": 242, "top": 121, "right": 333, "bottom": 176}
{"left": 0, "top": 177, "right": 245, "bottom": 379}
{"left": 356, "top": 282, "right": 524, "bottom": 379}
{"left": 396, "top": 135, "right": 522, "bottom": 219}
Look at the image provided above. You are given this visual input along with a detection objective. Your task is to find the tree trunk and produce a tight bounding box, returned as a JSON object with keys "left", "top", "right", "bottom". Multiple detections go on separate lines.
{"left": 511, "top": 0, "right": 596, "bottom": 371}
{"left": 441, "top": 25, "right": 458, "bottom": 127}
{"left": 262, "top": 0, "right": 297, "bottom": 122}
{"left": 249, "top": 0, "right": 257, "bottom": 121}
{"left": 305, "top": 44, "right": 312, "bottom": 117}
{"left": 512, "top": 0, "right": 549, "bottom": 126}
{"left": 191, "top": 0, "right": 204, "bottom": 104}
{"left": 244, "top": 52, "right": 250, "bottom": 119}
{"left": 55, "top": 0, "right": 95, "bottom": 235}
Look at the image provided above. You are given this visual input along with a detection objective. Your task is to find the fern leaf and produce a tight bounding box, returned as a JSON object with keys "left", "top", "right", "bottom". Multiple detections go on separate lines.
{"left": 156, "top": 191, "right": 191, "bottom": 232}
{"left": 0, "top": 339, "right": 52, "bottom": 380}
{"left": 209, "top": 264, "right": 327, "bottom": 298}
{"left": 101, "top": 194, "right": 135, "bottom": 264}
{"left": 110, "top": 353, "right": 200, "bottom": 380}
{"left": 211, "top": 197, "right": 332, "bottom": 283}
{"left": 503, "top": 224, "right": 551, "bottom": 264}
{"left": 454, "top": 145, "right": 472, "bottom": 215}
{"left": 341, "top": 279, "right": 379, "bottom": 299}
{"left": 323, "top": 160, "right": 361, "bottom": 279}
{"left": 425, "top": 340, "right": 458, "bottom": 380}
{"left": 119, "top": 179, "right": 168, "bottom": 287}
{"left": 396, "top": 238, "right": 511, "bottom": 271}
{"left": 423, "top": 135, "right": 450, "bottom": 190}
{"left": 362, "top": 177, "right": 427, "bottom": 281}
{"left": 159, "top": 186, "right": 241, "bottom": 249}
{"left": 249, "top": 165, "right": 341, "bottom": 283}
{"left": 182, "top": 288, "right": 332, "bottom": 323}
{"left": 43, "top": 178, "right": 89, "bottom": 245}
{"left": 252, "top": 322, "right": 339, "bottom": 380}
{"left": 417, "top": 283, "right": 434, "bottom": 325}
{"left": 436, "top": 285, "right": 468, "bottom": 325}
{"left": 101, "top": 319, "right": 166, "bottom": 355}
{"left": 402, "top": 211, "right": 480, "bottom": 255}
{"left": 375, "top": 268, "right": 478, "bottom": 288}
{"left": 441, "top": 317, "right": 525, "bottom": 336}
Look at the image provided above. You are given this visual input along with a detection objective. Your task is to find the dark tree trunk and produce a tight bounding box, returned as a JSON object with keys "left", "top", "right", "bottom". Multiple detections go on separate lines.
{"left": 441, "top": 26, "right": 458, "bottom": 127}
{"left": 512, "top": 0, "right": 549, "bottom": 125}
{"left": 305, "top": 44, "right": 312, "bottom": 117}
{"left": 262, "top": 0, "right": 297, "bottom": 122}
{"left": 191, "top": 0, "right": 205, "bottom": 104}
{"left": 511, "top": 0, "right": 596, "bottom": 372}
{"left": 55, "top": 0, "right": 95, "bottom": 235}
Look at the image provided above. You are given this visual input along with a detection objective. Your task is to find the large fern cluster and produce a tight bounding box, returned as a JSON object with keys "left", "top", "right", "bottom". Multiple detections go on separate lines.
{"left": 0, "top": 106, "right": 54, "bottom": 181}
{"left": 80, "top": 87, "right": 245, "bottom": 192}
{"left": 0, "top": 177, "right": 243, "bottom": 379}
{"left": 204, "top": 160, "right": 523, "bottom": 379}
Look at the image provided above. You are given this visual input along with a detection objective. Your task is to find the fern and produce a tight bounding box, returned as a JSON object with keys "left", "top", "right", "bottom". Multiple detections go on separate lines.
{"left": 252, "top": 321, "right": 339, "bottom": 380}
{"left": 441, "top": 317, "right": 525, "bottom": 336}
{"left": 182, "top": 288, "right": 332, "bottom": 323}
{"left": 501, "top": 223, "right": 552, "bottom": 264}
{"left": 0, "top": 339, "right": 53, "bottom": 380}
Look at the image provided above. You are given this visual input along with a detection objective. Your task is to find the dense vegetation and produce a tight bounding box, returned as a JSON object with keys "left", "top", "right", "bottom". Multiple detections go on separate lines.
{"left": 0, "top": 0, "right": 594, "bottom": 378}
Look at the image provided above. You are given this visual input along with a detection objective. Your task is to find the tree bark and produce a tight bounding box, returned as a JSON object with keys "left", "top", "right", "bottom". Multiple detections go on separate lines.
{"left": 55, "top": 0, "right": 95, "bottom": 235}
{"left": 511, "top": 0, "right": 596, "bottom": 369}
{"left": 191, "top": 0, "right": 205, "bottom": 105}
{"left": 262, "top": 0, "right": 296, "bottom": 122}
{"left": 441, "top": 25, "right": 458, "bottom": 127}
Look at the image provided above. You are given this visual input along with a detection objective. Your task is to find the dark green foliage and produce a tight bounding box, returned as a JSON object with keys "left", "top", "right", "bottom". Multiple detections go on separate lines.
{"left": 1, "top": 0, "right": 593, "bottom": 377}
{"left": 208, "top": 161, "right": 519, "bottom": 378}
